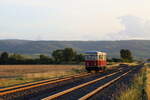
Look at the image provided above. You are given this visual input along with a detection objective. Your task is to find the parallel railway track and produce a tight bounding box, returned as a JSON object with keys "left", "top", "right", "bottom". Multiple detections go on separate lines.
{"left": 79, "top": 70, "right": 132, "bottom": 100}
{"left": 0, "top": 65, "right": 141, "bottom": 100}
{"left": 0, "top": 72, "right": 91, "bottom": 93}
{"left": 42, "top": 66, "right": 139, "bottom": 100}
{"left": 0, "top": 72, "right": 92, "bottom": 100}
{"left": 42, "top": 71, "right": 121, "bottom": 100}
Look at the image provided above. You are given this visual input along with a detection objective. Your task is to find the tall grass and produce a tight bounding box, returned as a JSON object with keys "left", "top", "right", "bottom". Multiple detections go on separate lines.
{"left": 117, "top": 67, "right": 147, "bottom": 100}
{"left": 146, "top": 64, "right": 150, "bottom": 100}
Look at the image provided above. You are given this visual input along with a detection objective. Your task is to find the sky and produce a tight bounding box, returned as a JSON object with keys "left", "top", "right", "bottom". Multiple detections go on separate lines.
{"left": 0, "top": 0, "right": 150, "bottom": 40}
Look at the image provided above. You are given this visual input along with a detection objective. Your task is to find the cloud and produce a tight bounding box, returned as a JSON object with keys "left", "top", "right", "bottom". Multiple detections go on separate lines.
{"left": 107, "top": 15, "right": 150, "bottom": 40}
{"left": 0, "top": 0, "right": 150, "bottom": 40}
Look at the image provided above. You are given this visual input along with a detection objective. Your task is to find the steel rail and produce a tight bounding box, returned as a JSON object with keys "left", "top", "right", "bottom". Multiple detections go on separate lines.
{"left": 0, "top": 72, "right": 91, "bottom": 96}
{"left": 0, "top": 72, "right": 90, "bottom": 92}
{"left": 79, "top": 69, "right": 133, "bottom": 100}
{"left": 42, "top": 71, "right": 121, "bottom": 100}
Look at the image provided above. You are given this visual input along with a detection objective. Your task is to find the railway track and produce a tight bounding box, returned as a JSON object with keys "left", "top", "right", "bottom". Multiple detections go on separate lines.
{"left": 0, "top": 72, "right": 91, "bottom": 92}
{"left": 0, "top": 65, "right": 140, "bottom": 100}
{"left": 42, "top": 66, "right": 140, "bottom": 100}
{"left": 0, "top": 72, "right": 92, "bottom": 100}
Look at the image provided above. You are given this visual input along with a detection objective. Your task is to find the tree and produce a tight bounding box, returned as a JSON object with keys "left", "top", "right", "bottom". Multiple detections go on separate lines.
{"left": 75, "top": 54, "right": 84, "bottom": 63}
{"left": 63, "top": 48, "right": 76, "bottom": 63}
{"left": 120, "top": 49, "right": 126, "bottom": 59}
{"left": 120, "top": 49, "right": 133, "bottom": 62}
{"left": 0, "top": 52, "right": 9, "bottom": 64}
{"left": 9, "top": 54, "right": 25, "bottom": 60}
{"left": 52, "top": 48, "right": 78, "bottom": 64}
{"left": 52, "top": 49, "right": 64, "bottom": 63}
{"left": 147, "top": 59, "right": 150, "bottom": 62}
{"left": 39, "top": 54, "right": 53, "bottom": 64}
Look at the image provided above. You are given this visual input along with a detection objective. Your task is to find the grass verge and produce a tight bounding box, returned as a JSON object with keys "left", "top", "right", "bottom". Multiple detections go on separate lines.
{"left": 117, "top": 67, "right": 147, "bottom": 100}
{"left": 0, "top": 65, "right": 85, "bottom": 88}
{"left": 146, "top": 63, "right": 150, "bottom": 100}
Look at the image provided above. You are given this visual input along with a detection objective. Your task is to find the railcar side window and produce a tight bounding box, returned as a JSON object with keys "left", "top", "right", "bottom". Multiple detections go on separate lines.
{"left": 91, "top": 55, "right": 94, "bottom": 60}
{"left": 87, "top": 56, "right": 89, "bottom": 60}
{"left": 88, "top": 55, "right": 91, "bottom": 60}
{"left": 85, "top": 55, "right": 97, "bottom": 60}
{"left": 85, "top": 56, "right": 88, "bottom": 60}
{"left": 85, "top": 55, "right": 91, "bottom": 60}
{"left": 90, "top": 55, "right": 93, "bottom": 60}
{"left": 94, "top": 55, "right": 97, "bottom": 60}
{"left": 93, "top": 55, "right": 96, "bottom": 60}
{"left": 89, "top": 55, "right": 92, "bottom": 60}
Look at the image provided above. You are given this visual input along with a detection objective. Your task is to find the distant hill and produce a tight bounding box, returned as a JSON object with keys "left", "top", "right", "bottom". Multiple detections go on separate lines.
{"left": 0, "top": 39, "right": 150, "bottom": 58}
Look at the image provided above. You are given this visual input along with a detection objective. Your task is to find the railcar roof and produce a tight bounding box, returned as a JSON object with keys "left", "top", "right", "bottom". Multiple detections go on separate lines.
{"left": 84, "top": 51, "right": 106, "bottom": 54}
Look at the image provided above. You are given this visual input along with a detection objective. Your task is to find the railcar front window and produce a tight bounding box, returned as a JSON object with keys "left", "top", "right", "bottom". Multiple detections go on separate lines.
{"left": 104, "top": 56, "right": 106, "bottom": 60}
{"left": 99, "top": 55, "right": 103, "bottom": 60}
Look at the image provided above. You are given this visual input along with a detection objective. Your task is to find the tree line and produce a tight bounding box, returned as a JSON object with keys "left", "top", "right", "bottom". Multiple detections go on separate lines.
{"left": 0, "top": 48, "right": 134, "bottom": 65}
{"left": 0, "top": 48, "right": 84, "bottom": 65}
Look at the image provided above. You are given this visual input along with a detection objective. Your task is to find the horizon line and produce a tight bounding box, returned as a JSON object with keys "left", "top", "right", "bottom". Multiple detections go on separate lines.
{"left": 0, "top": 39, "right": 149, "bottom": 41}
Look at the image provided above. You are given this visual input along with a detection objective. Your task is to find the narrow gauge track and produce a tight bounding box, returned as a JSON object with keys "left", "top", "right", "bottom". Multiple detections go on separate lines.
{"left": 42, "top": 66, "right": 140, "bottom": 100}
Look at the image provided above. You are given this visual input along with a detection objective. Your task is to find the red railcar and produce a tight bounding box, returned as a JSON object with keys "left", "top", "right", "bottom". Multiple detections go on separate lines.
{"left": 84, "top": 51, "right": 107, "bottom": 72}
